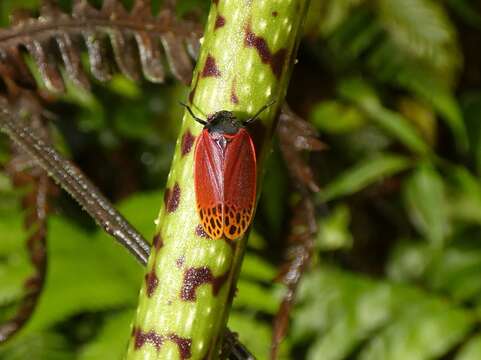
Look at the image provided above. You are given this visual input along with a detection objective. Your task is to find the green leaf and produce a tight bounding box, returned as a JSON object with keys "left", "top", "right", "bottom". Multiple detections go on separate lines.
{"left": 316, "top": 205, "right": 353, "bottom": 250}
{"left": 23, "top": 191, "right": 162, "bottom": 332}
{"left": 246, "top": 229, "right": 268, "bottom": 251}
{"left": 377, "top": 0, "right": 459, "bottom": 75}
{"left": 107, "top": 75, "right": 141, "bottom": 99}
{"left": 386, "top": 240, "right": 430, "bottom": 283}
{"left": 388, "top": 236, "right": 481, "bottom": 304}
{"left": 0, "top": 332, "right": 73, "bottom": 360}
{"left": 240, "top": 253, "right": 277, "bottom": 282}
{"left": 328, "top": 9, "right": 383, "bottom": 67}
{"left": 316, "top": 0, "right": 368, "bottom": 36}
{"left": 0, "top": 0, "right": 39, "bottom": 26}
{"left": 233, "top": 279, "right": 280, "bottom": 314}
{"left": 339, "top": 78, "right": 430, "bottom": 155}
{"left": 113, "top": 190, "right": 162, "bottom": 240}
{"left": 320, "top": 153, "right": 411, "bottom": 201}
{"left": 229, "top": 312, "right": 290, "bottom": 360}
{"left": 79, "top": 310, "right": 134, "bottom": 360}
{"left": 0, "top": 258, "right": 34, "bottom": 307}
{"left": 443, "top": 167, "right": 481, "bottom": 224}
{"left": 61, "top": 72, "right": 104, "bottom": 115}
{"left": 23, "top": 216, "right": 141, "bottom": 332}
{"left": 0, "top": 210, "right": 28, "bottom": 256}
{"left": 428, "top": 246, "right": 481, "bottom": 303}
{"left": 457, "top": 335, "right": 481, "bottom": 360}
{"left": 293, "top": 269, "right": 392, "bottom": 360}
{"left": 293, "top": 267, "right": 474, "bottom": 360}
{"left": 396, "top": 66, "right": 468, "bottom": 152}
{"left": 359, "top": 299, "right": 472, "bottom": 360}
{"left": 310, "top": 100, "right": 365, "bottom": 134}
{"left": 403, "top": 164, "right": 450, "bottom": 247}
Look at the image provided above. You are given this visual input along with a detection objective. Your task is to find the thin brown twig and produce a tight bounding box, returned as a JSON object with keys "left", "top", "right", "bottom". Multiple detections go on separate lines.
{"left": 0, "top": 101, "right": 151, "bottom": 264}
{"left": 270, "top": 105, "right": 325, "bottom": 359}
{"left": 0, "top": 93, "right": 51, "bottom": 343}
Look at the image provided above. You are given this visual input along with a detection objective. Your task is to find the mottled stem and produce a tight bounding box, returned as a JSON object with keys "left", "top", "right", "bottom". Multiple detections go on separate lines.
{"left": 127, "top": 1, "right": 309, "bottom": 359}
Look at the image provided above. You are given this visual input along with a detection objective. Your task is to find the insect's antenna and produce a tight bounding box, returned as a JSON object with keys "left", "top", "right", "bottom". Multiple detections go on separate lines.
{"left": 243, "top": 100, "right": 276, "bottom": 125}
{"left": 179, "top": 102, "right": 207, "bottom": 125}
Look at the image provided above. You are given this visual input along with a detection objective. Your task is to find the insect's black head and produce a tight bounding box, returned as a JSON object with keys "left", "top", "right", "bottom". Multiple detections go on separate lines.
{"left": 205, "top": 111, "right": 242, "bottom": 135}
{"left": 180, "top": 100, "right": 276, "bottom": 135}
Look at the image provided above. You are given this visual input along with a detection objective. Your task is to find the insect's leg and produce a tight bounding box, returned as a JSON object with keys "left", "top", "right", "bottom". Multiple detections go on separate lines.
{"left": 224, "top": 330, "right": 256, "bottom": 360}
{"left": 179, "top": 102, "right": 207, "bottom": 125}
{"left": 243, "top": 99, "right": 276, "bottom": 125}
{"left": 0, "top": 108, "right": 150, "bottom": 266}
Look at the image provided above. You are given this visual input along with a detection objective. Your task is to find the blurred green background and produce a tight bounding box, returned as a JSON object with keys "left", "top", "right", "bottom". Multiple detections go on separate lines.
{"left": 1, "top": 0, "right": 481, "bottom": 359}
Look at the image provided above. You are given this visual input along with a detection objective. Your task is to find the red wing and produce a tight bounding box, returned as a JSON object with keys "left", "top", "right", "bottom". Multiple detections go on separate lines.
{"left": 194, "top": 130, "right": 224, "bottom": 239}
{"left": 223, "top": 128, "right": 257, "bottom": 240}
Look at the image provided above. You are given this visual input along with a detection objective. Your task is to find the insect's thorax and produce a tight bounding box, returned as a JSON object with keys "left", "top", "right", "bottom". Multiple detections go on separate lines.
{"left": 208, "top": 131, "right": 237, "bottom": 152}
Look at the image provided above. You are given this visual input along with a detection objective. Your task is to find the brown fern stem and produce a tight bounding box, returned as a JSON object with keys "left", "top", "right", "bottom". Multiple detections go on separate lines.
{"left": 0, "top": 102, "right": 151, "bottom": 264}
{"left": 270, "top": 106, "right": 324, "bottom": 359}
{"left": 0, "top": 99, "right": 51, "bottom": 343}
{"left": 0, "top": 13, "right": 197, "bottom": 44}
{"left": 0, "top": 174, "right": 49, "bottom": 343}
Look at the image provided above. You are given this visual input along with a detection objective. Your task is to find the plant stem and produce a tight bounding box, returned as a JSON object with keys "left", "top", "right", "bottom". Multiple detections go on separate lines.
{"left": 126, "top": 0, "right": 309, "bottom": 359}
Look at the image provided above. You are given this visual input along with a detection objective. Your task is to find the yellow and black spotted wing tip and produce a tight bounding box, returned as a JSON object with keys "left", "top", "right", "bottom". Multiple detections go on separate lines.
{"left": 198, "top": 203, "right": 253, "bottom": 240}
{"left": 198, "top": 204, "right": 223, "bottom": 240}
{"left": 223, "top": 204, "right": 252, "bottom": 240}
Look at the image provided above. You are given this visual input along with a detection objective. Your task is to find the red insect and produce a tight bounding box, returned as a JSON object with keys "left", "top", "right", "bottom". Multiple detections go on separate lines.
{"left": 182, "top": 102, "right": 273, "bottom": 240}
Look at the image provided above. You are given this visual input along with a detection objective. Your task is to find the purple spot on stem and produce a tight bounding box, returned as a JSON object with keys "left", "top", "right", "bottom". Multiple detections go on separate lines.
{"left": 214, "top": 15, "right": 226, "bottom": 30}
{"left": 195, "top": 224, "right": 210, "bottom": 238}
{"left": 133, "top": 327, "right": 163, "bottom": 351}
{"left": 152, "top": 234, "right": 164, "bottom": 250}
{"left": 132, "top": 327, "right": 192, "bottom": 359}
{"left": 176, "top": 256, "right": 185, "bottom": 268}
{"left": 201, "top": 55, "right": 221, "bottom": 78}
{"left": 145, "top": 270, "right": 159, "bottom": 297}
{"left": 231, "top": 81, "right": 239, "bottom": 104}
{"left": 169, "top": 334, "right": 192, "bottom": 359}
{"left": 244, "top": 24, "right": 287, "bottom": 78}
{"left": 180, "top": 267, "right": 229, "bottom": 301}
{"left": 181, "top": 131, "right": 195, "bottom": 156}
{"left": 164, "top": 183, "right": 181, "bottom": 213}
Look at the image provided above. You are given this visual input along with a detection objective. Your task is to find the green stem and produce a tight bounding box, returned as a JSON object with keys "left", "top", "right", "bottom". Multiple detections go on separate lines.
{"left": 126, "top": 0, "right": 309, "bottom": 359}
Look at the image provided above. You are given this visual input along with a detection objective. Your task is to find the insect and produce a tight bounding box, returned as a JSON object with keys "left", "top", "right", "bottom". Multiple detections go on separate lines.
{"left": 182, "top": 101, "right": 274, "bottom": 240}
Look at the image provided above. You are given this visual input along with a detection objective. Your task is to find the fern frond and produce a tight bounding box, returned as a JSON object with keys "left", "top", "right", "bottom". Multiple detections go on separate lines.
{"left": 79, "top": 310, "right": 134, "bottom": 360}
{"left": 293, "top": 267, "right": 474, "bottom": 360}
{"left": 377, "top": 0, "right": 461, "bottom": 80}
{"left": 0, "top": 0, "right": 201, "bottom": 93}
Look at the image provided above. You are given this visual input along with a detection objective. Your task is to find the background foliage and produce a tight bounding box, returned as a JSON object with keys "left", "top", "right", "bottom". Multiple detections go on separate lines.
{"left": 1, "top": 0, "right": 481, "bottom": 359}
